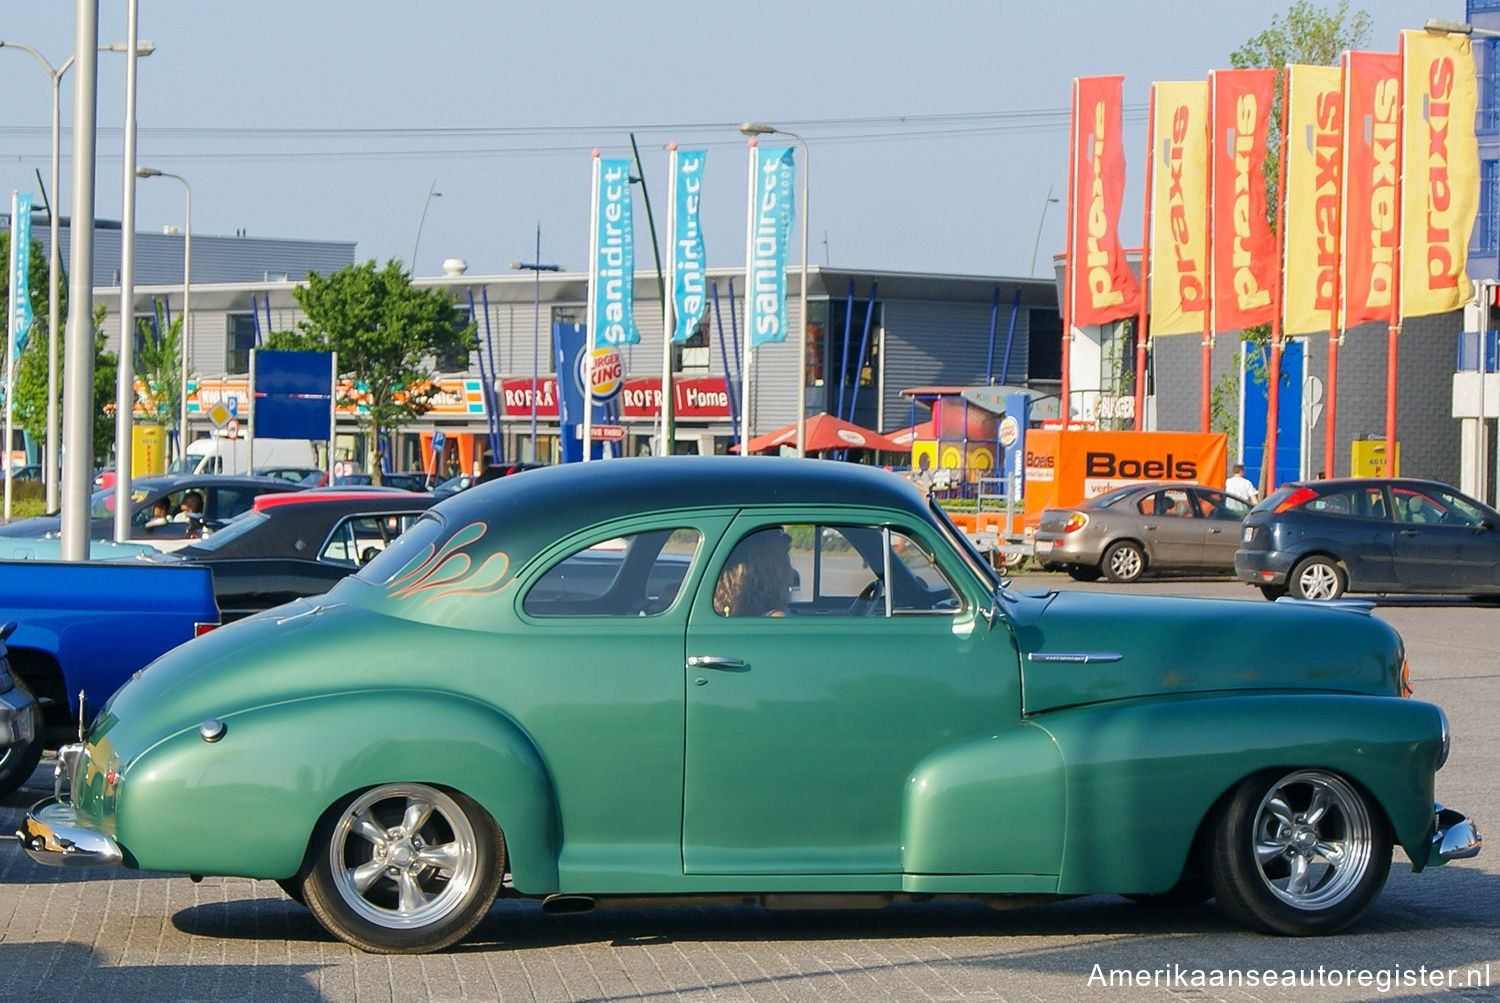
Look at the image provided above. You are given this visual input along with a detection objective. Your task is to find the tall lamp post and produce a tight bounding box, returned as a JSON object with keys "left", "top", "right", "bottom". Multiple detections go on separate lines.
{"left": 0, "top": 37, "right": 153, "bottom": 514}
{"left": 409, "top": 180, "right": 441, "bottom": 275}
{"left": 739, "top": 122, "right": 810, "bottom": 458}
{"left": 135, "top": 167, "right": 190, "bottom": 465}
{"left": 510, "top": 227, "right": 560, "bottom": 462}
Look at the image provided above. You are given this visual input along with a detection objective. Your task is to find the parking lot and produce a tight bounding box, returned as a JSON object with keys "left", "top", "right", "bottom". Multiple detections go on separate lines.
{"left": 3, "top": 573, "right": 1496, "bottom": 1002}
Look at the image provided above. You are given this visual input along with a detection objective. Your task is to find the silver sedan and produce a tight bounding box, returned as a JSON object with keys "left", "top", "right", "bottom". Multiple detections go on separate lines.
{"left": 1033, "top": 482, "right": 1251, "bottom": 582}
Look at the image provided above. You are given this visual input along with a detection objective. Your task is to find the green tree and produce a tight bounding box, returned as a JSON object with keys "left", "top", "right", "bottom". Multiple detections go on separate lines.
{"left": 0, "top": 229, "right": 61, "bottom": 429}
{"left": 13, "top": 307, "right": 119, "bottom": 466}
{"left": 265, "top": 259, "right": 476, "bottom": 481}
{"left": 133, "top": 304, "right": 184, "bottom": 430}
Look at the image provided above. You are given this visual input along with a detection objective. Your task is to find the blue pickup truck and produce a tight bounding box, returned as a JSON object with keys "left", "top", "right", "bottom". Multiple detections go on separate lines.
{"left": 0, "top": 559, "right": 219, "bottom": 796}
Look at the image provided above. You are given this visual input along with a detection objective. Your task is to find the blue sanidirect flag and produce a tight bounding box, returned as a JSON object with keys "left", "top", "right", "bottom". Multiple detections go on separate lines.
{"left": 672, "top": 149, "right": 708, "bottom": 342}
{"left": 9, "top": 192, "right": 33, "bottom": 359}
{"left": 745, "top": 146, "right": 795, "bottom": 346}
{"left": 591, "top": 157, "right": 640, "bottom": 349}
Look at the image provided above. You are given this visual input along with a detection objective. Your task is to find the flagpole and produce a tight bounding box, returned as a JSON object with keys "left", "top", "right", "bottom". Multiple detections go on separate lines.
{"left": 1386, "top": 35, "right": 1409, "bottom": 474}
{"left": 1203, "top": 72, "right": 1218, "bottom": 435}
{"left": 1265, "top": 65, "right": 1292, "bottom": 494}
{"left": 1134, "top": 86, "right": 1156, "bottom": 432}
{"left": 661, "top": 144, "right": 678, "bottom": 457}
{"left": 584, "top": 151, "right": 600, "bottom": 462}
{"left": 4, "top": 191, "right": 18, "bottom": 522}
{"left": 741, "top": 138, "right": 756, "bottom": 452}
{"left": 1061, "top": 79, "right": 1078, "bottom": 432}
{"left": 1328, "top": 53, "right": 1353, "bottom": 478}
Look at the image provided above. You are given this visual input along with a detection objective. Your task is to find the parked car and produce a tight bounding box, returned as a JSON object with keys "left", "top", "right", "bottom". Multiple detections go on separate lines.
{"left": 141, "top": 491, "right": 437, "bottom": 621}
{"left": 432, "top": 462, "right": 546, "bottom": 497}
{"left": 0, "top": 474, "right": 301, "bottom": 549}
{"left": 254, "top": 466, "right": 329, "bottom": 487}
{"left": 1237, "top": 476, "right": 1500, "bottom": 600}
{"left": 22, "top": 458, "right": 1479, "bottom": 954}
{"left": 1033, "top": 482, "right": 1251, "bottom": 582}
{"left": 333, "top": 471, "right": 432, "bottom": 492}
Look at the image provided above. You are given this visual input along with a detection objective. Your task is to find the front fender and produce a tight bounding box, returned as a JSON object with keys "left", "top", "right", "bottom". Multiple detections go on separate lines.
{"left": 108, "top": 689, "right": 560, "bottom": 889}
{"left": 1033, "top": 693, "right": 1445, "bottom": 894}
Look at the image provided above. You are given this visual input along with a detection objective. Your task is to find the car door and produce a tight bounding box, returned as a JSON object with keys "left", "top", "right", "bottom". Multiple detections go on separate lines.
{"left": 682, "top": 513, "right": 1017, "bottom": 875}
{"left": 1193, "top": 488, "right": 1250, "bottom": 569}
{"left": 1134, "top": 488, "right": 1205, "bottom": 569}
{"left": 1391, "top": 485, "right": 1500, "bottom": 591}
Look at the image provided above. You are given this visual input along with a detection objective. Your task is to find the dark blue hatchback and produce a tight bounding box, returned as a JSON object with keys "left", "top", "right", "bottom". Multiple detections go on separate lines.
{"left": 1235, "top": 477, "right": 1500, "bottom": 600}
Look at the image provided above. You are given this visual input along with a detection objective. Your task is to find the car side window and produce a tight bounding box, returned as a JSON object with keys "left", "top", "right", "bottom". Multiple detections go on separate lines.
{"left": 523, "top": 529, "right": 701, "bottom": 617}
{"left": 1138, "top": 489, "right": 1191, "bottom": 517}
{"left": 1303, "top": 487, "right": 1364, "bottom": 518}
{"left": 320, "top": 514, "right": 425, "bottom": 567}
{"left": 1432, "top": 489, "right": 1487, "bottom": 528}
{"left": 211, "top": 488, "right": 261, "bottom": 520}
{"left": 1196, "top": 489, "right": 1249, "bottom": 519}
{"left": 722, "top": 523, "right": 960, "bottom": 618}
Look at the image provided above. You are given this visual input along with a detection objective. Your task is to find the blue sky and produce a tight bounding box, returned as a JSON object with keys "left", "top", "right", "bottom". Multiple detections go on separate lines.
{"left": 0, "top": 1, "right": 1465, "bottom": 282}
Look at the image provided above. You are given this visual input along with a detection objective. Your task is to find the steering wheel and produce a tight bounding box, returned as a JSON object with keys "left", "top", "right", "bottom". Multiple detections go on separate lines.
{"left": 850, "top": 578, "right": 885, "bottom": 616}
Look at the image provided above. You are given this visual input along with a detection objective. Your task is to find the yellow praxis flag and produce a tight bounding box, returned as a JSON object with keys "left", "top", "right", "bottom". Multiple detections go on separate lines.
{"left": 1147, "top": 81, "right": 1209, "bottom": 336}
{"left": 1282, "top": 65, "right": 1344, "bottom": 335}
{"left": 1400, "top": 29, "right": 1478, "bottom": 316}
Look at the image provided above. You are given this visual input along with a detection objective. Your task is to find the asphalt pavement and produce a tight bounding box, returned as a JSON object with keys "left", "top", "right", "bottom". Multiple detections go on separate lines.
{"left": 2, "top": 572, "right": 1496, "bottom": 1002}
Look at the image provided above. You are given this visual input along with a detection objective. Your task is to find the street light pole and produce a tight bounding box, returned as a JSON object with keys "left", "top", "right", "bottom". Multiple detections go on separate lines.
{"left": 1030, "top": 185, "right": 1060, "bottom": 276}
{"left": 739, "top": 122, "right": 810, "bottom": 458}
{"left": 136, "top": 167, "right": 190, "bottom": 466}
{"left": 409, "top": 180, "right": 441, "bottom": 276}
{"left": 112, "top": 0, "right": 142, "bottom": 543}
{"left": 511, "top": 228, "right": 560, "bottom": 463}
{"left": 0, "top": 37, "right": 153, "bottom": 514}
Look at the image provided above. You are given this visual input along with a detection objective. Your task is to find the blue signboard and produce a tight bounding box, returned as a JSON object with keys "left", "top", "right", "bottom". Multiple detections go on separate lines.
{"left": 253, "top": 349, "right": 334, "bottom": 440}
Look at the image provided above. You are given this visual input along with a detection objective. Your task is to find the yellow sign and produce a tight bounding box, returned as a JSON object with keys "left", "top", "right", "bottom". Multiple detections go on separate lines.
{"left": 1350, "top": 440, "right": 1400, "bottom": 478}
{"left": 132, "top": 425, "right": 167, "bottom": 477}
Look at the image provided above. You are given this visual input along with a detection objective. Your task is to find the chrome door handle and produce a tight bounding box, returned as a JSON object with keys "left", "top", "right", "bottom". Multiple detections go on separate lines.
{"left": 687, "top": 655, "right": 748, "bottom": 671}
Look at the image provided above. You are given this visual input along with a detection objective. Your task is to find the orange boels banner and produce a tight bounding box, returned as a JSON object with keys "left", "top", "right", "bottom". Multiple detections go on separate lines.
{"left": 1147, "top": 81, "right": 1210, "bottom": 336}
{"left": 1341, "top": 51, "right": 1401, "bottom": 328}
{"left": 1282, "top": 64, "right": 1344, "bottom": 335}
{"left": 1069, "top": 75, "right": 1141, "bottom": 325}
{"left": 1400, "top": 29, "right": 1478, "bottom": 316}
{"left": 1020, "top": 429, "right": 1228, "bottom": 527}
{"left": 1209, "top": 68, "right": 1277, "bottom": 333}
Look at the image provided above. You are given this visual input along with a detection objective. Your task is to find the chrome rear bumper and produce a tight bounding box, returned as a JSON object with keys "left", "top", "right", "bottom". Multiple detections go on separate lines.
{"left": 1429, "top": 804, "right": 1482, "bottom": 866}
{"left": 18, "top": 797, "right": 122, "bottom": 868}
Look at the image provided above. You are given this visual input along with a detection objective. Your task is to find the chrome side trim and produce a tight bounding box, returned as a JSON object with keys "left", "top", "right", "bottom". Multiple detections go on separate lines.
{"left": 19, "top": 797, "right": 123, "bottom": 868}
{"left": 1025, "top": 652, "right": 1124, "bottom": 664}
{"left": 1430, "top": 804, "right": 1482, "bottom": 865}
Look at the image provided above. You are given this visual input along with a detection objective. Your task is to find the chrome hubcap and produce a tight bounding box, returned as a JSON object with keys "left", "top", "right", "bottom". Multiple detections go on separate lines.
{"left": 1110, "top": 548, "right": 1142, "bottom": 579}
{"left": 329, "top": 784, "right": 479, "bottom": 929}
{"left": 1252, "top": 770, "right": 1372, "bottom": 909}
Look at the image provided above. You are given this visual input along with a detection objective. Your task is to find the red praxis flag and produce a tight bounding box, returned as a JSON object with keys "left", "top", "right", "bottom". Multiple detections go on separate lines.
{"left": 1209, "top": 68, "right": 1277, "bottom": 333}
{"left": 1340, "top": 51, "right": 1401, "bottom": 328}
{"left": 1068, "top": 75, "right": 1141, "bottom": 326}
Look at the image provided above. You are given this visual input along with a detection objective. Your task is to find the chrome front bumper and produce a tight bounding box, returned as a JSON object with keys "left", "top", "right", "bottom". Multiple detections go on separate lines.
{"left": 1429, "top": 804, "right": 1482, "bottom": 866}
{"left": 18, "top": 796, "right": 122, "bottom": 867}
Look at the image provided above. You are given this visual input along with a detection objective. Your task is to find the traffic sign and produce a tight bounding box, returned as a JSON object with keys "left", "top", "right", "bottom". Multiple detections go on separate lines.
{"left": 431, "top": 430, "right": 447, "bottom": 456}
{"left": 206, "top": 402, "right": 232, "bottom": 428}
{"left": 226, "top": 396, "right": 240, "bottom": 419}
{"left": 589, "top": 424, "right": 625, "bottom": 441}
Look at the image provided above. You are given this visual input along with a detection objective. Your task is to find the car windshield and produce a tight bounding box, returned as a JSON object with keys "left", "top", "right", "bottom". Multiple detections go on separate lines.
{"left": 178, "top": 511, "right": 270, "bottom": 554}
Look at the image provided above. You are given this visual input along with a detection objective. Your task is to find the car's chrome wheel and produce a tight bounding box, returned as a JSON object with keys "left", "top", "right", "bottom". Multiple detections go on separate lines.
{"left": 1208, "top": 769, "right": 1390, "bottom": 935}
{"left": 301, "top": 783, "right": 503, "bottom": 953}
{"left": 1290, "top": 556, "right": 1345, "bottom": 600}
{"left": 1102, "top": 541, "right": 1146, "bottom": 583}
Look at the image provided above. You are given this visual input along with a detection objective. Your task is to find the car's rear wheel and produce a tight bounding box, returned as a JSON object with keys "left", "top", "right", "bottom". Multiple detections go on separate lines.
{"left": 301, "top": 782, "right": 503, "bottom": 954}
{"left": 1101, "top": 542, "right": 1146, "bottom": 583}
{"left": 1065, "top": 565, "right": 1103, "bottom": 582}
{"left": 1289, "top": 556, "right": 1345, "bottom": 600}
{"left": 1207, "top": 769, "right": 1390, "bottom": 935}
{"left": 0, "top": 678, "right": 43, "bottom": 799}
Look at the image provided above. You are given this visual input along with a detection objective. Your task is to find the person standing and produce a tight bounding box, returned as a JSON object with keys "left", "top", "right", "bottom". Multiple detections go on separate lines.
{"left": 1225, "top": 463, "right": 1260, "bottom": 505}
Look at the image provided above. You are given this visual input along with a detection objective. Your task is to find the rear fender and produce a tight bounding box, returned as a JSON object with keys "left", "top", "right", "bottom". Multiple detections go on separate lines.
{"left": 1034, "top": 693, "right": 1444, "bottom": 894}
{"left": 110, "top": 690, "right": 559, "bottom": 888}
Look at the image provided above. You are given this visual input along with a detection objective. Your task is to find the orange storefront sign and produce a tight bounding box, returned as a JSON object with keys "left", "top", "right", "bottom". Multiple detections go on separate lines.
{"left": 1021, "top": 430, "right": 1227, "bottom": 527}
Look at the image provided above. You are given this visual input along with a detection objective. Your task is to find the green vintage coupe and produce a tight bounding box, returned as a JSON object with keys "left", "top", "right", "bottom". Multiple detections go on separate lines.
{"left": 21, "top": 457, "right": 1480, "bottom": 954}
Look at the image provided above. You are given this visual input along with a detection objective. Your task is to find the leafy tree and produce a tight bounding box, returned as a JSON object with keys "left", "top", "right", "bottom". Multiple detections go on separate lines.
{"left": 13, "top": 307, "right": 119, "bottom": 466}
{"left": 133, "top": 303, "right": 184, "bottom": 430}
{"left": 0, "top": 229, "right": 61, "bottom": 426}
{"left": 265, "top": 259, "right": 476, "bottom": 482}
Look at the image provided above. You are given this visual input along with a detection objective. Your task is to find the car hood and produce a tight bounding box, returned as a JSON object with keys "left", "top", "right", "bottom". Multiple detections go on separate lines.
{"left": 1004, "top": 588, "right": 1405, "bottom": 714}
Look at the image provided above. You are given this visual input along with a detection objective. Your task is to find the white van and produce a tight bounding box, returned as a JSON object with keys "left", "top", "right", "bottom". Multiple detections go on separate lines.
{"left": 168, "top": 434, "right": 318, "bottom": 476}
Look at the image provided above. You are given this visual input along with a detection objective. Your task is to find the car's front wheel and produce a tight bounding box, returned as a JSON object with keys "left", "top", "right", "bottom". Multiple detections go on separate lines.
{"left": 1206, "top": 769, "right": 1390, "bottom": 935}
{"left": 1101, "top": 541, "right": 1146, "bottom": 583}
{"left": 301, "top": 782, "right": 504, "bottom": 954}
{"left": 1289, "top": 556, "right": 1345, "bottom": 600}
{"left": 1258, "top": 584, "right": 1288, "bottom": 601}
{"left": 1065, "top": 565, "right": 1103, "bottom": 582}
